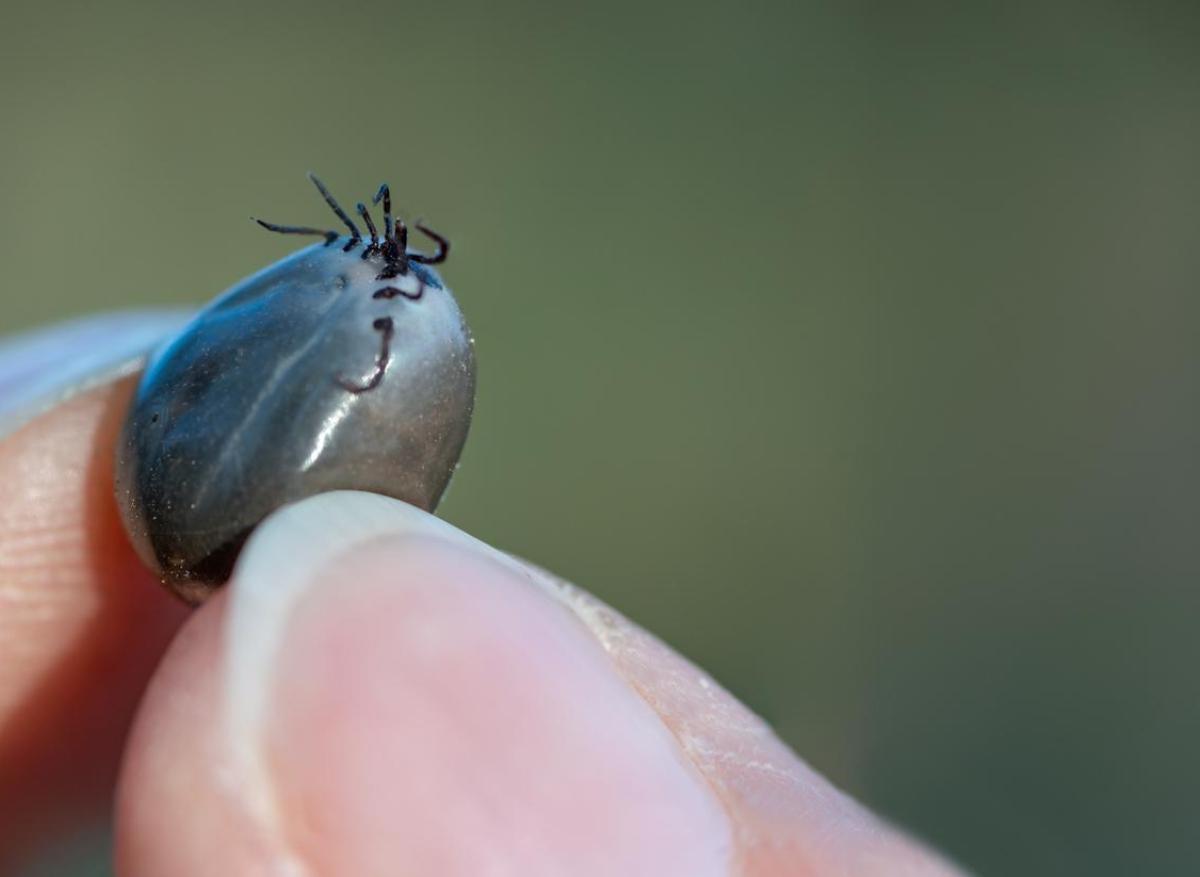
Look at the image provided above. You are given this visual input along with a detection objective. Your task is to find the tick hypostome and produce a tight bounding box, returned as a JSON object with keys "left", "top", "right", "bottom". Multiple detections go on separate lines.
{"left": 114, "top": 174, "right": 476, "bottom": 604}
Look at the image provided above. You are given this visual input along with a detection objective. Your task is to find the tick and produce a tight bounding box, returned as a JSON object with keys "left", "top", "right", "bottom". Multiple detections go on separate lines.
{"left": 114, "top": 174, "right": 476, "bottom": 604}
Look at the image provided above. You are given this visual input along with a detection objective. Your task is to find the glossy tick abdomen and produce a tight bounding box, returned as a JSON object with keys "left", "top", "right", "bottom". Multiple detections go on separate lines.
{"left": 115, "top": 178, "right": 475, "bottom": 604}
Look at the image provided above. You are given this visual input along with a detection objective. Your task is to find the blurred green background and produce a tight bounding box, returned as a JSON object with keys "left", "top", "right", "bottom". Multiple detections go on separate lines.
{"left": 3, "top": 0, "right": 1198, "bottom": 873}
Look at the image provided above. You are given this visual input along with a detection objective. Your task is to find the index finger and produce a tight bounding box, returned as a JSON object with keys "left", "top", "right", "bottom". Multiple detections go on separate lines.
{"left": 0, "top": 314, "right": 190, "bottom": 870}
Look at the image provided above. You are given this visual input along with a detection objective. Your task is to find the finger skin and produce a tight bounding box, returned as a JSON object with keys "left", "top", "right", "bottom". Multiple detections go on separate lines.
{"left": 545, "top": 574, "right": 964, "bottom": 876}
{"left": 115, "top": 592, "right": 276, "bottom": 874}
{"left": 119, "top": 539, "right": 733, "bottom": 876}
{"left": 0, "top": 377, "right": 188, "bottom": 871}
{"left": 116, "top": 496, "right": 964, "bottom": 877}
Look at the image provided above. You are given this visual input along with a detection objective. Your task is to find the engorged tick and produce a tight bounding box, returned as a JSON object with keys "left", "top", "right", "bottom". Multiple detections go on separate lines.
{"left": 114, "top": 173, "right": 476, "bottom": 604}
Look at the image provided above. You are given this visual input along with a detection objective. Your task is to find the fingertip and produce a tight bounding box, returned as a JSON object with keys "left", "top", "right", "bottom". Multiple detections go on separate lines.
{"left": 115, "top": 492, "right": 963, "bottom": 877}
{"left": 264, "top": 535, "right": 732, "bottom": 876}
{"left": 117, "top": 493, "right": 733, "bottom": 876}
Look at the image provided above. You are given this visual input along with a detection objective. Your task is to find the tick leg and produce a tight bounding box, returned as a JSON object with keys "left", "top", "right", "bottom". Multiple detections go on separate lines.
{"left": 407, "top": 223, "right": 449, "bottom": 264}
{"left": 356, "top": 202, "right": 379, "bottom": 258}
{"left": 308, "top": 172, "right": 362, "bottom": 247}
{"left": 336, "top": 317, "right": 395, "bottom": 394}
{"left": 396, "top": 217, "right": 409, "bottom": 253}
{"left": 372, "top": 184, "right": 394, "bottom": 242}
{"left": 252, "top": 218, "right": 339, "bottom": 246}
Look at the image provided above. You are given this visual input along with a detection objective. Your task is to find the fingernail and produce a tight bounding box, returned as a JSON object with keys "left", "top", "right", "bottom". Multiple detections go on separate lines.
{"left": 0, "top": 309, "right": 192, "bottom": 437}
{"left": 222, "top": 491, "right": 733, "bottom": 876}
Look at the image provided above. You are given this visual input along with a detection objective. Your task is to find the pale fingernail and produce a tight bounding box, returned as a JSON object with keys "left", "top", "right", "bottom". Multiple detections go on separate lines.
{"left": 0, "top": 309, "right": 192, "bottom": 437}
{"left": 222, "top": 491, "right": 733, "bottom": 876}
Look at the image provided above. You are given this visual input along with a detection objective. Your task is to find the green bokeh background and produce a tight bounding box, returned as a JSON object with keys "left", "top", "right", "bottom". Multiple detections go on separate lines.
{"left": 3, "top": 1, "right": 1198, "bottom": 874}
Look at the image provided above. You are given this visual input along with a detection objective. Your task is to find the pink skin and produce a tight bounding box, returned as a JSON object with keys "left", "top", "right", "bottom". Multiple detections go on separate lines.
{"left": 0, "top": 374, "right": 964, "bottom": 876}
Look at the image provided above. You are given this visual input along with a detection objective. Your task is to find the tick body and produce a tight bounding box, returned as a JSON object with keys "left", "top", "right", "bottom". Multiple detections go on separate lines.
{"left": 115, "top": 175, "right": 475, "bottom": 604}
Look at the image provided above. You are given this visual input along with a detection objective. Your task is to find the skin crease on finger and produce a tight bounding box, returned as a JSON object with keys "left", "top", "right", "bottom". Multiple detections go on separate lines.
{"left": 0, "top": 376, "right": 188, "bottom": 871}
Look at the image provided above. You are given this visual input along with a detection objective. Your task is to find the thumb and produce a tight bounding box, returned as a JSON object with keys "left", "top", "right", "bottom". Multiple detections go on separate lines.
{"left": 115, "top": 492, "right": 961, "bottom": 876}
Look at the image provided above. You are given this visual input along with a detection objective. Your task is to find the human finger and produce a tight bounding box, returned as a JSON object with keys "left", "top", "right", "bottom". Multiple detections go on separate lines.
{"left": 0, "top": 313, "right": 191, "bottom": 871}
{"left": 116, "top": 491, "right": 963, "bottom": 876}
